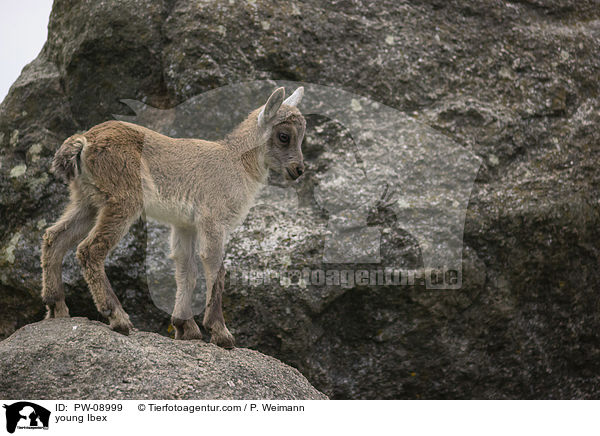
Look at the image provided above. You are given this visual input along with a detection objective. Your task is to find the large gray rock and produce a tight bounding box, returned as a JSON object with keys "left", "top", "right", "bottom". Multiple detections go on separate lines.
{"left": 1, "top": 0, "right": 599, "bottom": 399}
{"left": 0, "top": 317, "right": 327, "bottom": 399}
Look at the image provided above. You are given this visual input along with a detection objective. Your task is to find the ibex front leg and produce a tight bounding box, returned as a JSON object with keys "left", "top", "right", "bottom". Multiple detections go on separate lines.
{"left": 170, "top": 225, "right": 203, "bottom": 340}
{"left": 199, "top": 227, "right": 235, "bottom": 349}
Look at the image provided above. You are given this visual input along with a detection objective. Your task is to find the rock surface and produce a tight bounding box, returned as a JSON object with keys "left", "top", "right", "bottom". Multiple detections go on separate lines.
{"left": 0, "top": 317, "right": 327, "bottom": 399}
{"left": 1, "top": 0, "right": 599, "bottom": 399}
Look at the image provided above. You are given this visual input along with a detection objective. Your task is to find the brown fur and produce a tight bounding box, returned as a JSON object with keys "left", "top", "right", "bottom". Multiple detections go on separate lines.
{"left": 51, "top": 134, "right": 85, "bottom": 182}
{"left": 41, "top": 87, "right": 306, "bottom": 348}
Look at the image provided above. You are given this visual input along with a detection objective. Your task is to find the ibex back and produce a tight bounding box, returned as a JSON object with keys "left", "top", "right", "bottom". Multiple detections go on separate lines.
{"left": 41, "top": 87, "right": 306, "bottom": 348}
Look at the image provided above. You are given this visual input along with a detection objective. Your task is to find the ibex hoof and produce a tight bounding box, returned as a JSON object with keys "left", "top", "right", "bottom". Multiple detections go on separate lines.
{"left": 44, "top": 301, "right": 70, "bottom": 319}
{"left": 173, "top": 319, "right": 203, "bottom": 340}
{"left": 210, "top": 328, "right": 235, "bottom": 349}
{"left": 101, "top": 309, "right": 112, "bottom": 317}
{"left": 109, "top": 308, "right": 133, "bottom": 336}
{"left": 110, "top": 319, "right": 133, "bottom": 336}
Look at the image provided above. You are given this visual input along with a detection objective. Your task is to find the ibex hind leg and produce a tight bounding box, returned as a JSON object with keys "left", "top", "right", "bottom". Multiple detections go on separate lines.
{"left": 76, "top": 203, "right": 137, "bottom": 335}
{"left": 41, "top": 199, "right": 97, "bottom": 319}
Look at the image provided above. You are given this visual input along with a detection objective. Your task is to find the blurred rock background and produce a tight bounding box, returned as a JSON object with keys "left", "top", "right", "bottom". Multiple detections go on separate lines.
{"left": 0, "top": 0, "right": 599, "bottom": 399}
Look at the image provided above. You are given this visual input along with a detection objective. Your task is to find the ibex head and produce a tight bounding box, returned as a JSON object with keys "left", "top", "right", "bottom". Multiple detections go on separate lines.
{"left": 258, "top": 87, "right": 306, "bottom": 181}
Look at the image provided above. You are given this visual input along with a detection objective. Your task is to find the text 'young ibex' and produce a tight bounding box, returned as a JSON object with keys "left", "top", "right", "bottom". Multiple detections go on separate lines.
{"left": 41, "top": 87, "right": 306, "bottom": 348}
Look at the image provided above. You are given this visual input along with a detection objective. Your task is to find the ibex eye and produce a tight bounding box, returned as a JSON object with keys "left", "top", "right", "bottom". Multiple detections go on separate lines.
{"left": 278, "top": 132, "right": 290, "bottom": 143}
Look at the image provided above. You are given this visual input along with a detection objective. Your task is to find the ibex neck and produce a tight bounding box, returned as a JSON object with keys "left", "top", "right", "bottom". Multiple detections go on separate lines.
{"left": 223, "top": 109, "right": 269, "bottom": 183}
{"left": 240, "top": 146, "right": 268, "bottom": 183}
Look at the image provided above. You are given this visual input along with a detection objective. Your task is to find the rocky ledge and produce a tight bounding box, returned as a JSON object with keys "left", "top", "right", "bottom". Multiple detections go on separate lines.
{"left": 0, "top": 317, "right": 327, "bottom": 400}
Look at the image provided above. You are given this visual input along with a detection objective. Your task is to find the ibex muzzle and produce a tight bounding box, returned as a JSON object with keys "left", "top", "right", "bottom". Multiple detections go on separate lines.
{"left": 41, "top": 87, "right": 306, "bottom": 348}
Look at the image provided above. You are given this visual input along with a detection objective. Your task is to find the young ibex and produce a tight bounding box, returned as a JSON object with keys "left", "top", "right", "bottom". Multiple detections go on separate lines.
{"left": 41, "top": 87, "right": 306, "bottom": 348}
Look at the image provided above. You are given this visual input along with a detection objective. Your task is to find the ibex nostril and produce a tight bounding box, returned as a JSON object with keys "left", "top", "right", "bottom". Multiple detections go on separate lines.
{"left": 296, "top": 166, "right": 304, "bottom": 176}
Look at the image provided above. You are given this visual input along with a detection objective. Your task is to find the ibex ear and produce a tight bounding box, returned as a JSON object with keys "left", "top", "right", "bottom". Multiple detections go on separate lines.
{"left": 258, "top": 87, "right": 285, "bottom": 127}
{"left": 282, "top": 86, "right": 304, "bottom": 107}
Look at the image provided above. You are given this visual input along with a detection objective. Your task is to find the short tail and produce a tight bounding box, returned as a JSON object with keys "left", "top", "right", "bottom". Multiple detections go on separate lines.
{"left": 51, "top": 134, "right": 86, "bottom": 183}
